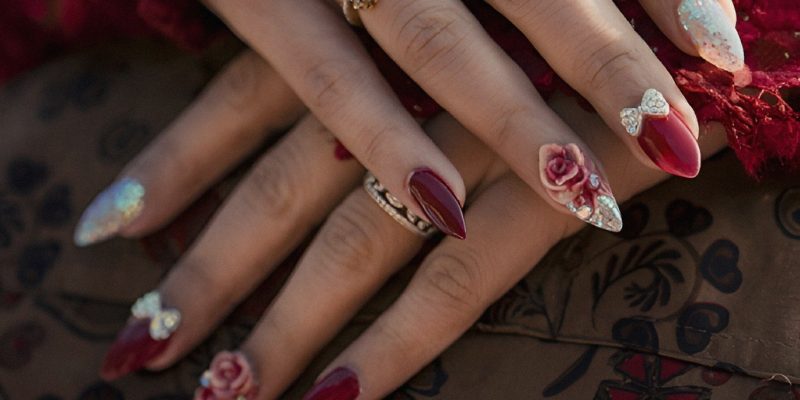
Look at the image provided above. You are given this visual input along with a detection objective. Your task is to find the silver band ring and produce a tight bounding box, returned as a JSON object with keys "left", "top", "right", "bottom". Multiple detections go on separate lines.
{"left": 363, "top": 172, "right": 437, "bottom": 237}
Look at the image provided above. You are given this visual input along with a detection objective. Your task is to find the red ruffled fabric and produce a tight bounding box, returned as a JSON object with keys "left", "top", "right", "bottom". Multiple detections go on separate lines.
{"left": 1, "top": 0, "right": 798, "bottom": 177}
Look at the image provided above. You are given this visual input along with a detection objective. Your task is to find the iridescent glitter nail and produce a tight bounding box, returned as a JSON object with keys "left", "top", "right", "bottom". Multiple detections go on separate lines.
{"left": 74, "top": 177, "right": 145, "bottom": 246}
{"left": 678, "top": 0, "right": 745, "bottom": 72}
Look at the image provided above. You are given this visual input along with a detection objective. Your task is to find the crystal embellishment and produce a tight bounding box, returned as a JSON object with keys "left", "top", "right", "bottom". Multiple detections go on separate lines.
{"left": 130, "top": 291, "right": 181, "bottom": 341}
{"left": 620, "top": 89, "right": 670, "bottom": 137}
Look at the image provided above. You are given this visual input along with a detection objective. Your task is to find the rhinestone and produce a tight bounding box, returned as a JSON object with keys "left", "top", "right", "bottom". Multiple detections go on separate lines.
{"left": 131, "top": 291, "right": 160, "bottom": 319}
{"left": 150, "top": 309, "right": 181, "bottom": 340}
{"left": 589, "top": 174, "right": 600, "bottom": 189}
{"left": 575, "top": 205, "right": 593, "bottom": 220}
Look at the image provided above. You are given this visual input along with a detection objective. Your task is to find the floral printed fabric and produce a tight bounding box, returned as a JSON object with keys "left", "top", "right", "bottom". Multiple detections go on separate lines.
{"left": 3, "top": 40, "right": 800, "bottom": 400}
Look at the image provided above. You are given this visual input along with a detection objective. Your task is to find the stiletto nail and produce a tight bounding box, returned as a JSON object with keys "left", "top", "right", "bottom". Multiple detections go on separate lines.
{"left": 407, "top": 168, "right": 466, "bottom": 239}
{"left": 303, "top": 367, "right": 360, "bottom": 400}
{"left": 621, "top": 89, "right": 701, "bottom": 179}
{"left": 194, "top": 351, "right": 259, "bottom": 400}
{"left": 100, "top": 292, "right": 181, "bottom": 380}
{"left": 539, "top": 144, "right": 623, "bottom": 232}
{"left": 678, "top": 0, "right": 745, "bottom": 72}
{"left": 74, "top": 177, "right": 145, "bottom": 246}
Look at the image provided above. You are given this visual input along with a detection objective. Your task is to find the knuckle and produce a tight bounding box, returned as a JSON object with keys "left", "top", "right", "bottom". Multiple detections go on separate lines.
{"left": 242, "top": 152, "right": 300, "bottom": 219}
{"left": 396, "top": 5, "right": 468, "bottom": 75}
{"left": 355, "top": 126, "right": 395, "bottom": 170}
{"left": 217, "top": 51, "right": 271, "bottom": 109}
{"left": 579, "top": 44, "right": 641, "bottom": 93}
{"left": 417, "top": 251, "right": 486, "bottom": 311}
{"left": 303, "top": 59, "right": 356, "bottom": 114}
{"left": 488, "top": 106, "right": 528, "bottom": 151}
{"left": 317, "top": 204, "right": 384, "bottom": 280}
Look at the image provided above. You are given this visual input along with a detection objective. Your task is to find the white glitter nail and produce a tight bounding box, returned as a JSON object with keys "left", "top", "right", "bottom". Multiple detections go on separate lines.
{"left": 678, "top": 0, "right": 745, "bottom": 72}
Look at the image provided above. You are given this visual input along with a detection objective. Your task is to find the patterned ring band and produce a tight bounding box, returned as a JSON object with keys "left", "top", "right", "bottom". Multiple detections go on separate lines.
{"left": 339, "top": 0, "right": 378, "bottom": 26}
{"left": 363, "top": 172, "right": 437, "bottom": 237}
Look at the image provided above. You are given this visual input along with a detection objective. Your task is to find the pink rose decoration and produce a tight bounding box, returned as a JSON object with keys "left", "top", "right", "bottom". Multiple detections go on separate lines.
{"left": 194, "top": 351, "right": 258, "bottom": 400}
{"left": 539, "top": 144, "right": 590, "bottom": 204}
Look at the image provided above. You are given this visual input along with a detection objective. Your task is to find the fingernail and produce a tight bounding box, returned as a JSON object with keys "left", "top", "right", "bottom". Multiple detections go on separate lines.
{"left": 100, "top": 292, "right": 181, "bottom": 380}
{"left": 621, "top": 89, "right": 701, "bottom": 179}
{"left": 194, "top": 351, "right": 259, "bottom": 400}
{"left": 303, "top": 367, "right": 360, "bottom": 400}
{"left": 100, "top": 317, "right": 172, "bottom": 380}
{"left": 407, "top": 168, "right": 466, "bottom": 239}
{"left": 678, "top": 0, "right": 745, "bottom": 72}
{"left": 74, "top": 177, "right": 145, "bottom": 246}
{"left": 639, "top": 109, "right": 701, "bottom": 179}
{"left": 539, "top": 144, "right": 623, "bottom": 232}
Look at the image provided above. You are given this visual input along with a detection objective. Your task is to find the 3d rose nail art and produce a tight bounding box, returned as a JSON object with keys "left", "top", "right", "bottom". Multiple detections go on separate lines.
{"left": 539, "top": 143, "right": 622, "bottom": 232}
{"left": 678, "top": 0, "right": 745, "bottom": 72}
{"left": 195, "top": 351, "right": 259, "bottom": 400}
{"left": 74, "top": 177, "right": 145, "bottom": 246}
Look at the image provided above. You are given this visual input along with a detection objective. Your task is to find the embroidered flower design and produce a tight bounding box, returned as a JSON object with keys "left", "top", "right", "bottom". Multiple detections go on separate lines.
{"left": 194, "top": 351, "right": 258, "bottom": 400}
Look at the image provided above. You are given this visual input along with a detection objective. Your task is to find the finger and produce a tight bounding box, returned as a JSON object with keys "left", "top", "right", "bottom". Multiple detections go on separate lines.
{"left": 301, "top": 103, "right": 733, "bottom": 399}
{"left": 73, "top": 51, "right": 305, "bottom": 246}
{"left": 640, "top": 0, "right": 744, "bottom": 73}
{"left": 354, "top": 0, "right": 624, "bottom": 231}
{"left": 205, "top": 0, "right": 468, "bottom": 238}
{"left": 98, "top": 114, "right": 363, "bottom": 380}
{"left": 227, "top": 115, "right": 499, "bottom": 400}
{"left": 304, "top": 174, "right": 562, "bottom": 400}
{"left": 486, "top": 0, "right": 704, "bottom": 179}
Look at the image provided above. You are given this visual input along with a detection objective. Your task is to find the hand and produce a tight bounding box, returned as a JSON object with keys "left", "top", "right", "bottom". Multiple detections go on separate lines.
{"left": 76, "top": 49, "right": 727, "bottom": 398}
{"left": 188, "top": 0, "right": 742, "bottom": 235}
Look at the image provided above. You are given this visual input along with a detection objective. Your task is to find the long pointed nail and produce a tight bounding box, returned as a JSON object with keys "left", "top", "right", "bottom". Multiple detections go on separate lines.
{"left": 639, "top": 108, "right": 702, "bottom": 178}
{"left": 539, "top": 144, "right": 623, "bottom": 232}
{"left": 621, "top": 89, "right": 701, "bottom": 179}
{"left": 303, "top": 367, "right": 360, "bottom": 400}
{"left": 407, "top": 169, "right": 466, "bottom": 239}
{"left": 74, "top": 177, "right": 145, "bottom": 246}
{"left": 100, "top": 292, "right": 180, "bottom": 380}
{"left": 100, "top": 317, "right": 172, "bottom": 380}
{"left": 678, "top": 0, "right": 745, "bottom": 72}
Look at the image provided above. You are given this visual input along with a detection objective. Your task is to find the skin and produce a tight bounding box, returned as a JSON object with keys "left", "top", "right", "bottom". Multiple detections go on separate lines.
{"left": 84, "top": 50, "right": 727, "bottom": 398}
{"left": 192, "top": 0, "right": 735, "bottom": 224}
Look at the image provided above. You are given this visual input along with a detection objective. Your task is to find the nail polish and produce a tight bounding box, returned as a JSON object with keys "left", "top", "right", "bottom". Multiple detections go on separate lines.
{"left": 74, "top": 177, "right": 145, "bottom": 246}
{"left": 100, "top": 292, "right": 181, "bottom": 380}
{"left": 539, "top": 144, "right": 622, "bottom": 232}
{"left": 303, "top": 367, "right": 361, "bottom": 400}
{"left": 407, "top": 169, "right": 466, "bottom": 239}
{"left": 678, "top": 0, "right": 745, "bottom": 72}
{"left": 621, "top": 89, "right": 701, "bottom": 179}
{"left": 100, "top": 317, "right": 171, "bottom": 380}
{"left": 638, "top": 109, "right": 701, "bottom": 179}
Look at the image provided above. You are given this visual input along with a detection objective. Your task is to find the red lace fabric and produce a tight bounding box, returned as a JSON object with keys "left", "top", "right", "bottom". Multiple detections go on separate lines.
{"left": 1, "top": 0, "right": 797, "bottom": 177}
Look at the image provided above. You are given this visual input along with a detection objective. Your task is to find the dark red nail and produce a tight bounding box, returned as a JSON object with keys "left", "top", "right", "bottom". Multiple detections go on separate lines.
{"left": 408, "top": 168, "right": 466, "bottom": 239}
{"left": 100, "top": 318, "right": 171, "bottom": 380}
{"left": 638, "top": 110, "right": 701, "bottom": 178}
{"left": 303, "top": 367, "right": 360, "bottom": 400}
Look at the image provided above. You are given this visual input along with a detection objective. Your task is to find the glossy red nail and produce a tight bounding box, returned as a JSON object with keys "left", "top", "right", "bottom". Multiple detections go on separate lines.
{"left": 303, "top": 367, "right": 360, "bottom": 400}
{"left": 100, "top": 318, "right": 171, "bottom": 380}
{"left": 408, "top": 168, "right": 466, "bottom": 239}
{"left": 638, "top": 109, "right": 701, "bottom": 178}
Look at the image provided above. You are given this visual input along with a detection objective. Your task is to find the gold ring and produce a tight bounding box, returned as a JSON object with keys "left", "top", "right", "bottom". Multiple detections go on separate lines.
{"left": 340, "top": 0, "right": 378, "bottom": 26}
